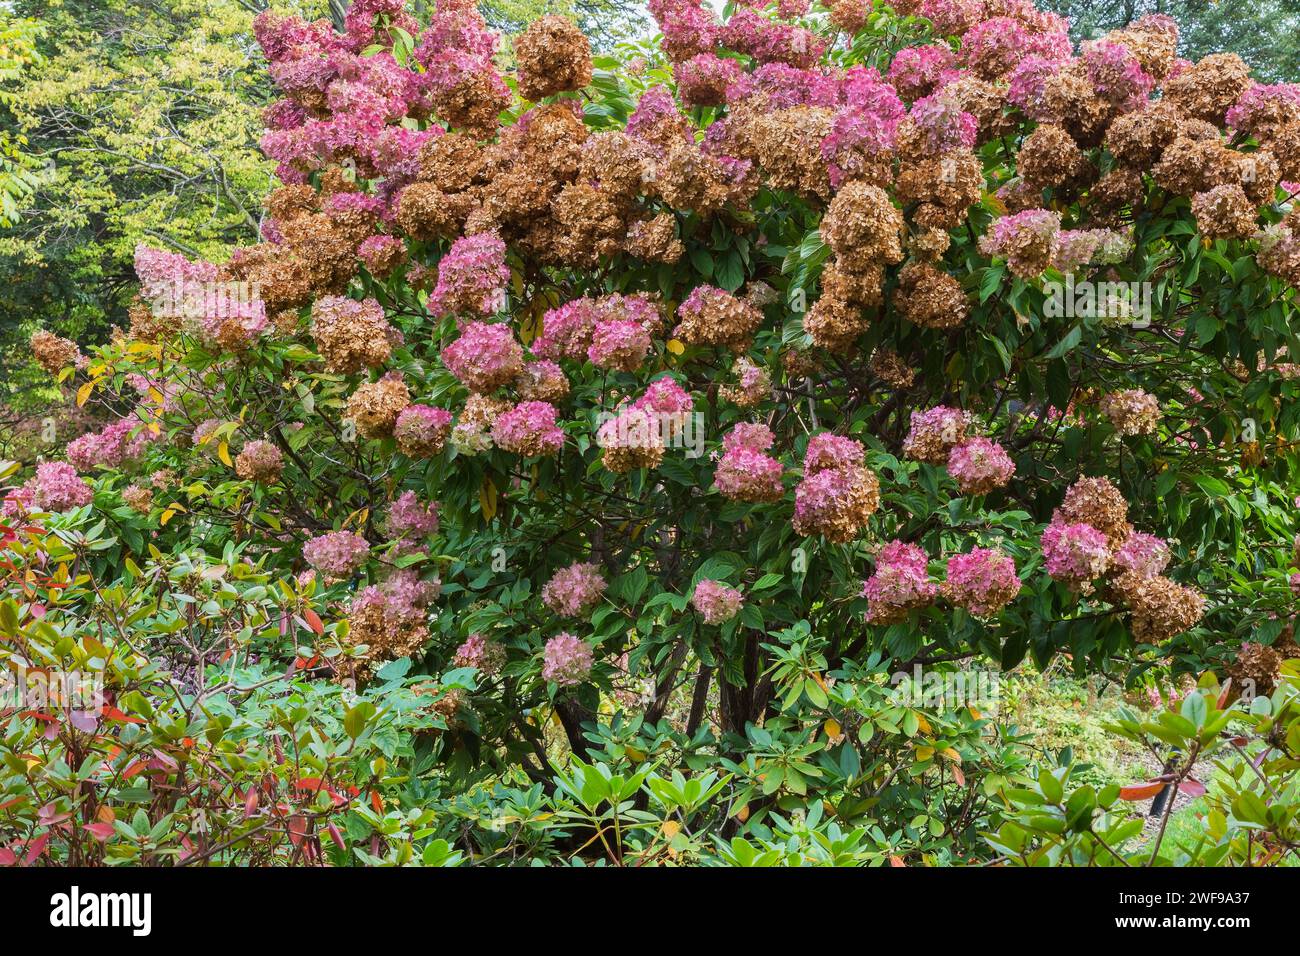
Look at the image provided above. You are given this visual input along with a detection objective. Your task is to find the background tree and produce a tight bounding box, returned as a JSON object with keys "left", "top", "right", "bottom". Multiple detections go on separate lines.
{"left": 1039, "top": 0, "right": 1300, "bottom": 81}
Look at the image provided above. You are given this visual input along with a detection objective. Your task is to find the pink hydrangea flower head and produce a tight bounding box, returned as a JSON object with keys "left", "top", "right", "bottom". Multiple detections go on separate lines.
{"left": 388, "top": 490, "right": 439, "bottom": 539}
{"left": 634, "top": 377, "right": 694, "bottom": 416}
{"left": 542, "top": 561, "right": 608, "bottom": 617}
{"left": 393, "top": 404, "right": 454, "bottom": 458}
{"left": 1040, "top": 521, "right": 1110, "bottom": 586}
{"left": 588, "top": 319, "right": 653, "bottom": 372}
{"left": 491, "top": 401, "right": 565, "bottom": 457}
{"left": 942, "top": 547, "right": 1020, "bottom": 617}
{"left": 1080, "top": 39, "right": 1155, "bottom": 111}
{"left": 692, "top": 578, "right": 744, "bottom": 625}
{"left": 542, "top": 631, "right": 594, "bottom": 686}
{"left": 303, "top": 530, "right": 370, "bottom": 578}
{"left": 428, "top": 233, "right": 509, "bottom": 317}
{"left": 804, "top": 433, "right": 866, "bottom": 476}
{"left": 453, "top": 633, "right": 506, "bottom": 674}
{"left": 863, "top": 539, "right": 938, "bottom": 624}
{"left": 28, "top": 461, "right": 93, "bottom": 512}
{"left": 1113, "top": 532, "right": 1170, "bottom": 578}
{"left": 947, "top": 437, "right": 1015, "bottom": 495}
{"left": 441, "top": 321, "right": 525, "bottom": 393}
{"left": 906, "top": 90, "right": 978, "bottom": 154}
{"left": 888, "top": 44, "right": 957, "bottom": 100}
{"left": 674, "top": 53, "right": 742, "bottom": 107}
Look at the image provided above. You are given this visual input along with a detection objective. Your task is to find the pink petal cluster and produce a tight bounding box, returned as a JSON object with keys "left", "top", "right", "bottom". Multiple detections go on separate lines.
{"left": 453, "top": 633, "right": 505, "bottom": 675}
{"left": 24, "top": 461, "right": 93, "bottom": 513}
{"left": 387, "top": 490, "right": 439, "bottom": 539}
{"left": 906, "top": 91, "right": 978, "bottom": 154}
{"left": 942, "top": 547, "right": 1020, "bottom": 617}
{"left": 542, "top": 631, "right": 594, "bottom": 686}
{"left": 428, "top": 233, "right": 509, "bottom": 317}
{"left": 393, "top": 404, "right": 454, "bottom": 458}
{"left": 714, "top": 424, "right": 784, "bottom": 503}
{"left": 441, "top": 321, "right": 525, "bottom": 393}
{"left": 674, "top": 53, "right": 742, "bottom": 107}
{"left": 542, "top": 561, "right": 608, "bottom": 617}
{"left": 887, "top": 44, "right": 957, "bottom": 100}
{"left": 65, "top": 418, "right": 153, "bottom": 473}
{"left": 491, "top": 401, "right": 565, "bottom": 457}
{"left": 691, "top": 578, "right": 744, "bottom": 625}
{"left": 1113, "top": 532, "right": 1171, "bottom": 578}
{"left": 947, "top": 437, "right": 1015, "bottom": 495}
{"left": 862, "top": 540, "right": 938, "bottom": 624}
{"left": 634, "top": 377, "right": 694, "bottom": 416}
{"left": 1040, "top": 521, "right": 1111, "bottom": 586}
{"left": 303, "top": 530, "right": 370, "bottom": 578}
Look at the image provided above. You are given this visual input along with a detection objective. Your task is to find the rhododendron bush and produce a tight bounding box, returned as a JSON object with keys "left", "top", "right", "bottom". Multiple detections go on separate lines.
{"left": 6, "top": 0, "right": 1300, "bottom": 866}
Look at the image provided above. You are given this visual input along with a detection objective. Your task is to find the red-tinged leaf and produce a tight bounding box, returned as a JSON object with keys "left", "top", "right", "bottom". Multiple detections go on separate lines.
{"left": 244, "top": 787, "right": 259, "bottom": 819}
{"left": 952, "top": 766, "right": 966, "bottom": 788}
{"left": 327, "top": 822, "right": 346, "bottom": 850}
{"left": 0, "top": 848, "right": 14, "bottom": 867}
{"left": 1177, "top": 778, "right": 1207, "bottom": 798}
{"left": 1230, "top": 736, "right": 1249, "bottom": 746}
{"left": 889, "top": 855, "right": 907, "bottom": 867}
{"left": 1217, "top": 680, "right": 1234, "bottom": 710}
{"left": 83, "top": 822, "right": 115, "bottom": 842}
{"left": 370, "top": 789, "right": 383, "bottom": 814}
{"left": 0, "top": 797, "right": 25, "bottom": 811}
{"left": 1119, "top": 782, "right": 1167, "bottom": 800}
{"left": 20, "top": 711, "right": 57, "bottom": 722}
{"left": 122, "top": 760, "right": 148, "bottom": 780}
{"left": 38, "top": 802, "right": 70, "bottom": 825}
{"left": 23, "top": 832, "right": 50, "bottom": 865}
{"left": 295, "top": 777, "right": 325, "bottom": 793}
{"left": 29, "top": 604, "right": 45, "bottom": 619}
{"left": 101, "top": 707, "right": 145, "bottom": 725}
{"left": 302, "top": 608, "right": 325, "bottom": 636}
{"left": 287, "top": 815, "right": 308, "bottom": 846}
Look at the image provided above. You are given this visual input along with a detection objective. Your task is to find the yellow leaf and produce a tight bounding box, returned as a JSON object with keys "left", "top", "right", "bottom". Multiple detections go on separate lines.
{"left": 914, "top": 713, "right": 932, "bottom": 735}
{"left": 661, "top": 820, "right": 682, "bottom": 839}
{"left": 968, "top": 706, "right": 982, "bottom": 720}
{"left": 915, "top": 746, "right": 935, "bottom": 761}
{"left": 941, "top": 747, "right": 961, "bottom": 764}
{"left": 823, "top": 718, "right": 842, "bottom": 739}
{"left": 218, "top": 441, "right": 233, "bottom": 467}
{"left": 75, "top": 381, "right": 95, "bottom": 407}
{"left": 160, "top": 508, "right": 176, "bottom": 526}
{"left": 479, "top": 476, "right": 498, "bottom": 520}
{"left": 666, "top": 338, "right": 685, "bottom": 355}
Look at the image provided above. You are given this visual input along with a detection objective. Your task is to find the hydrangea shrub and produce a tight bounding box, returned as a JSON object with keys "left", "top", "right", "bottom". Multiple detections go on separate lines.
{"left": 7, "top": 0, "right": 1300, "bottom": 864}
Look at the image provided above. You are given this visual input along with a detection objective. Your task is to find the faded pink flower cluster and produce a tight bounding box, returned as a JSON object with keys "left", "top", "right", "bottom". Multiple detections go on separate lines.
{"left": 542, "top": 561, "right": 608, "bottom": 617}
{"left": 714, "top": 423, "right": 784, "bottom": 503}
{"left": 303, "top": 530, "right": 370, "bottom": 578}
{"left": 941, "top": 547, "right": 1021, "bottom": 617}
{"left": 428, "top": 233, "right": 510, "bottom": 317}
{"left": 1040, "top": 521, "right": 1111, "bottom": 588}
{"left": 862, "top": 540, "right": 938, "bottom": 624}
{"left": 441, "top": 321, "right": 524, "bottom": 393}
{"left": 542, "top": 631, "right": 594, "bottom": 686}
{"left": 491, "top": 401, "right": 565, "bottom": 457}
{"left": 692, "top": 578, "right": 744, "bottom": 625}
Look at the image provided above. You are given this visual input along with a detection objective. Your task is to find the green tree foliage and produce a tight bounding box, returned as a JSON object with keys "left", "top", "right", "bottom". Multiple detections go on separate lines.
{"left": 1039, "top": 0, "right": 1300, "bottom": 81}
